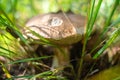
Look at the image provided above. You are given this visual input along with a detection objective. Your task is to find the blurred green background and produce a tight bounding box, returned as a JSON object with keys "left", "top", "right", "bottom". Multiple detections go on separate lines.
{"left": 0, "top": 0, "right": 119, "bottom": 28}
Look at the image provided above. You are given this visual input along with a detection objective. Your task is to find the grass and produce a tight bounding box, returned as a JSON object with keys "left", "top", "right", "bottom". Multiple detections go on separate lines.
{"left": 76, "top": 0, "right": 103, "bottom": 79}
{"left": 77, "top": 0, "right": 120, "bottom": 79}
{"left": 0, "top": 0, "right": 120, "bottom": 80}
{"left": 0, "top": 62, "right": 12, "bottom": 79}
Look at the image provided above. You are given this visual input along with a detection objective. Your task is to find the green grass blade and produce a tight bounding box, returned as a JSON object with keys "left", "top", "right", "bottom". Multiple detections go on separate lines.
{"left": 0, "top": 8, "right": 28, "bottom": 45}
{"left": 104, "top": 0, "right": 119, "bottom": 28}
{"left": 100, "top": 0, "right": 119, "bottom": 38}
{"left": 7, "top": 56, "right": 52, "bottom": 64}
{"left": 88, "top": 0, "right": 103, "bottom": 36}
{"left": 86, "top": 0, "right": 95, "bottom": 37}
{"left": 30, "top": 70, "right": 67, "bottom": 80}
{"left": 0, "top": 46, "right": 16, "bottom": 54}
{"left": 93, "top": 27, "right": 120, "bottom": 59}
{"left": 88, "top": 0, "right": 119, "bottom": 58}
{"left": 0, "top": 46, "right": 17, "bottom": 60}
{"left": 76, "top": 0, "right": 103, "bottom": 79}
{"left": 0, "top": 62, "right": 12, "bottom": 79}
{"left": 30, "top": 71, "right": 53, "bottom": 80}
{"left": 89, "top": 16, "right": 120, "bottom": 54}
{"left": 28, "top": 29, "right": 57, "bottom": 47}
{"left": 7, "top": 75, "right": 34, "bottom": 80}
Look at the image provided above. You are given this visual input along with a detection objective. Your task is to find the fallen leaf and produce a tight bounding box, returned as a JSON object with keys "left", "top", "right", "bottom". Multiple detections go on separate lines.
{"left": 87, "top": 65, "right": 120, "bottom": 80}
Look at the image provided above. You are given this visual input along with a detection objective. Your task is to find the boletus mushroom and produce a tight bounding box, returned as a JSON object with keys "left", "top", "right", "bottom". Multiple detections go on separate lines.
{"left": 24, "top": 11, "right": 85, "bottom": 70}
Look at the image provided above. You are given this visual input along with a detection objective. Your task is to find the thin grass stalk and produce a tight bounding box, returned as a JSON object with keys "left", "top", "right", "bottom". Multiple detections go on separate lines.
{"left": 0, "top": 8, "right": 27, "bottom": 45}
{"left": 7, "top": 75, "right": 34, "bottom": 80}
{"left": 0, "top": 7, "right": 14, "bottom": 25}
{"left": 100, "top": 0, "right": 119, "bottom": 38}
{"left": 0, "top": 46, "right": 16, "bottom": 55}
{"left": 28, "top": 29, "right": 54, "bottom": 45}
{"left": 0, "top": 62, "right": 12, "bottom": 79}
{"left": 7, "top": 56, "right": 51, "bottom": 65}
{"left": 76, "top": 0, "right": 95, "bottom": 79}
{"left": 93, "top": 27, "right": 120, "bottom": 59}
{"left": 86, "top": 0, "right": 95, "bottom": 37}
{"left": 88, "top": 0, "right": 103, "bottom": 36}
{"left": 83, "top": 62, "right": 97, "bottom": 80}
{"left": 90, "top": 0, "right": 119, "bottom": 55}
{"left": 90, "top": 17, "right": 120, "bottom": 55}
{"left": 76, "top": 0, "right": 103, "bottom": 79}
{"left": 104, "top": 0, "right": 119, "bottom": 27}
{"left": 30, "top": 71, "right": 53, "bottom": 80}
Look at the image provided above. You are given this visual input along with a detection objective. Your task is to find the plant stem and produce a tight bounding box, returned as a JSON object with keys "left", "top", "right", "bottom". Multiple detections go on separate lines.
{"left": 76, "top": 0, "right": 103, "bottom": 79}
{"left": 52, "top": 46, "right": 70, "bottom": 70}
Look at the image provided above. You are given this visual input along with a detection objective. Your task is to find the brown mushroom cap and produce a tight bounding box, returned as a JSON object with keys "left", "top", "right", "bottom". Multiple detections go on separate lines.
{"left": 25, "top": 12, "right": 85, "bottom": 45}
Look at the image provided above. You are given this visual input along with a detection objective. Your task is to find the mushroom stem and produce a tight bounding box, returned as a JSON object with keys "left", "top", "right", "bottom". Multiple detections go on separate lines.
{"left": 52, "top": 46, "right": 70, "bottom": 69}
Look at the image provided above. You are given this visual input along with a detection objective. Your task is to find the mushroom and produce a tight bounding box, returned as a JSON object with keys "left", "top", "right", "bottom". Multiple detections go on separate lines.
{"left": 24, "top": 11, "right": 85, "bottom": 70}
